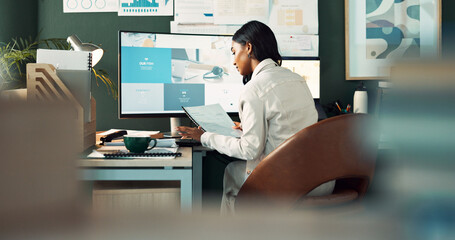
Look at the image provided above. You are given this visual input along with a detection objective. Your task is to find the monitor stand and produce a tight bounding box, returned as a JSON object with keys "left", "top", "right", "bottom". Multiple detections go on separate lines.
{"left": 168, "top": 117, "right": 182, "bottom": 138}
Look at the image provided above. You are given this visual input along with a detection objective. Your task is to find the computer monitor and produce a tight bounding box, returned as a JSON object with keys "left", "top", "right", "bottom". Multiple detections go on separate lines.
{"left": 119, "top": 31, "right": 320, "bottom": 119}
{"left": 119, "top": 31, "right": 243, "bottom": 118}
{"left": 281, "top": 57, "right": 320, "bottom": 99}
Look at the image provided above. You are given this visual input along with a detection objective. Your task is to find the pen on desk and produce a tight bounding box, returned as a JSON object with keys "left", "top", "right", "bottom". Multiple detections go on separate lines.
{"left": 346, "top": 104, "right": 351, "bottom": 112}
{"left": 335, "top": 102, "right": 342, "bottom": 112}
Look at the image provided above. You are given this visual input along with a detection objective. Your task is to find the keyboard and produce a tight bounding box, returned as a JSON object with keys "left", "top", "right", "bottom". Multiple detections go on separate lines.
{"left": 175, "top": 138, "right": 201, "bottom": 147}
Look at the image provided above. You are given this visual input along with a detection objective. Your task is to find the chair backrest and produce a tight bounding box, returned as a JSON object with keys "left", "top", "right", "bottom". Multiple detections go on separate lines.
{"left": 236, "top": 114, "right": 379, "bottom": 208}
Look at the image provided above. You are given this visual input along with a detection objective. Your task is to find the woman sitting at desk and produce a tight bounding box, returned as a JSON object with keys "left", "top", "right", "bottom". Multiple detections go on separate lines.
{"left": 177, "top": 20, "right": 335, "bottom": 214}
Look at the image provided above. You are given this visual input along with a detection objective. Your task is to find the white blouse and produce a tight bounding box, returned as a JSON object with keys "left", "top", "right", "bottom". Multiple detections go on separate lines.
{"left": 201, "top": 58, "right": 318, "bottom": 176}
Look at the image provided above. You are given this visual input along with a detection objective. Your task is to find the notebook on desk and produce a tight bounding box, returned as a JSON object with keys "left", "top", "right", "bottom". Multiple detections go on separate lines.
{"left": 88, "top": 142, "right": 181, "bottom": 159}
{"left": 104, "top": 152, "right": 182, "bottom": 159}
{"left": 87, "top": 149, "right": 181, "bottom": 159}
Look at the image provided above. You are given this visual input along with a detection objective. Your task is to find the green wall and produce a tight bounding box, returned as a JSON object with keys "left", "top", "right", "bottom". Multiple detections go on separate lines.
{"left": 0, "top": 0, "right": 37, "bottom": 43}
{"left": 37, "top": 0, "right": 180, "bottom": 131}
{"left": 442, "top": 0, "right": 455, "bottom": 55}
{"left": 2, "top": 0, "right": 452, "bottom": 131}
{"left": 318, "top": 0, "right": 375, "bottom": 114}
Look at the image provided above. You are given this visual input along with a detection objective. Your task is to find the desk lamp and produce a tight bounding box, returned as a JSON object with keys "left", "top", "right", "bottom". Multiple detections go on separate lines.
{"left": 67, "top": 35, "right": 104, "bottom": 67}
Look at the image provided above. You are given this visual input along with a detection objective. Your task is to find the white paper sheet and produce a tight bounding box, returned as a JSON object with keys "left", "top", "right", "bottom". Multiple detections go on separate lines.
{"left": 156, "top": 139, "right": 178, "bottom": 148}
{"left": 269, "top": 0, "right": 319, "bottom": 35}
{"left": 36, "top": 49, "right": 91, "bottom": 71}
{"left": 87, "top": 150, "right": 105, "bottom": 158}
{"left": 170, "top": 21, "right": 241, "bottom": 35}
{"left": 172, "top": 0, "right": 319, "bottom": 37}
{"left": 98, "top": 129, "right": 160, "bottom": 137}
{"left": 118, "top": 0, "right": 173, "bottom": 16}
{"left": 63, "top": 0, "right": 119, "bottom": 13}
{"left": 175, "top": 0, "right": 214, "bottom": 23}
{"left": 213, "top": 0, "right": 269, "bottom": 25}
{"left": 277, "top": 35, "right": 319, "bottom": 57}
{"left": 183, "top": 104, "right": 242, "bottom": 138}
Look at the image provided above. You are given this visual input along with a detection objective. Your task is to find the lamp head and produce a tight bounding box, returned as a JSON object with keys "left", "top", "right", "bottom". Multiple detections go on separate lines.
{"left": 67, "top": 35, "right": 104, "bottom": 67}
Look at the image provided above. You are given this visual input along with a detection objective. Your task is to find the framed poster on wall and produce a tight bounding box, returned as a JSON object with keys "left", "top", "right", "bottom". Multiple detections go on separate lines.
{"left": 345, "top": 0, "right": 441, "bottom": 80}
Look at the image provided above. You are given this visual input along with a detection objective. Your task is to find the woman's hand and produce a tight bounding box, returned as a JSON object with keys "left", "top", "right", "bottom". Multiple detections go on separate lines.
{"left": 175, "top": 126, "right": 205, "bottom": 142}
{"left": 233, "top": 121, "right": 242, "bottom": 131}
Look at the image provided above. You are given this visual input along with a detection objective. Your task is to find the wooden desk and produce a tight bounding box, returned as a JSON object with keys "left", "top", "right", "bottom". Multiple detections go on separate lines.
{"left": 78, "top": 147, "right": 201, "bottom": 212}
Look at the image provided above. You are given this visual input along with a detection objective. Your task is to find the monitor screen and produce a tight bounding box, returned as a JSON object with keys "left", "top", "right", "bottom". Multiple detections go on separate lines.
{"left": 119, "top": 31, "right": 320, "bottom": 118}
{"left": 281, "top": 58, "right": 320, "bottom": 99}
{"left": 119, "top": 31, "right": 243, "bottom": 117}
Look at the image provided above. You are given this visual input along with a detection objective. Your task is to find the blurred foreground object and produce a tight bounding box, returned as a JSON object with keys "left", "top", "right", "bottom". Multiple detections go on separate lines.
{"left": 0, "top": 88, "right": 27, "bottom": 100}
{"left": 0, "top": 100, "right": 84, "bottom": 236}
{"left": 376, "top": 60, "right": 455, "bottom": 240}
{"left": 384, "top": 61, "right": 455, "bottom": 157}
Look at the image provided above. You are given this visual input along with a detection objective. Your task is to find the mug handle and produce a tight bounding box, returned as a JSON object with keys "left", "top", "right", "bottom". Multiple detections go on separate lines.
{"left": 146, "top": 138, "right": 157, "bottom": 151}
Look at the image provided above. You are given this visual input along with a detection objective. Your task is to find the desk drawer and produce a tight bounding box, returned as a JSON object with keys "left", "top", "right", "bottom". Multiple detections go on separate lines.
{"left": 92, "top": 181, "right": 180, "bottom": 213}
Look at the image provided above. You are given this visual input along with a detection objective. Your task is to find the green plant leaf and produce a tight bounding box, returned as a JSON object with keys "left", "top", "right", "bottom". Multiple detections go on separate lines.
{"left": 92, "top": 68, "right": 118, "bottom": 100}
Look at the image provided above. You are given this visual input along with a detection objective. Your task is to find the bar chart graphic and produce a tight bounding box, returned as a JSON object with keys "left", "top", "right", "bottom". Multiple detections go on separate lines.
{"left": 119, "top": 0, "right": 173, "bottom": 16}
{"left": 121, "top": 0, "right": 159, "bottom": 8}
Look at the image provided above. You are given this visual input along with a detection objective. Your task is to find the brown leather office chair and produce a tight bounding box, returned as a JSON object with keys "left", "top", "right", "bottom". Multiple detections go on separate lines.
{"left": 235, "top": 114, "right": 379, "bottom": 210}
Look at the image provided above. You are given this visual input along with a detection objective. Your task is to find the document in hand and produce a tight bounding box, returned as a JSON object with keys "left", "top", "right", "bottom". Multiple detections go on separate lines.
{"left": 182, "top": 104, "right": 242, "bottom": 138}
